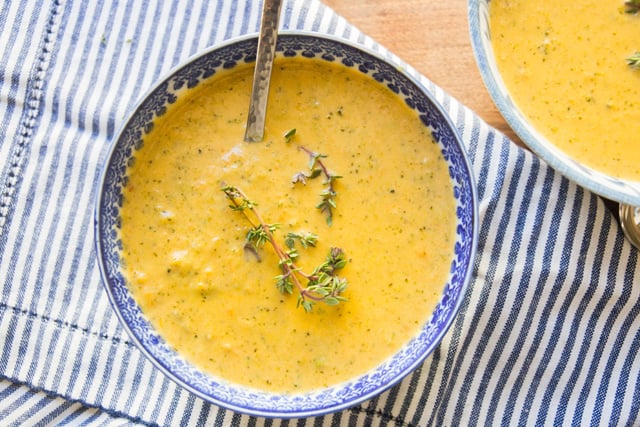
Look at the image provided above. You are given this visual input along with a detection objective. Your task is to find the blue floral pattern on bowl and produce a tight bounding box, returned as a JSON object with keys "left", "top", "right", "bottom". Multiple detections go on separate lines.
{"left": 95, "top": 32, "right": 478, "bottom": 418}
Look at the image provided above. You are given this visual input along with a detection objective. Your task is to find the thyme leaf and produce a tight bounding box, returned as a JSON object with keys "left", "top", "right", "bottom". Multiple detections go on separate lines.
{"left": 627, "top": 51, "right": 640, "bottom": 69}
{"left": 625, "top": 0, "right": 640, "bottom": 13}
{"left": 284, "top": 129, "right": 342, "bottom": 226}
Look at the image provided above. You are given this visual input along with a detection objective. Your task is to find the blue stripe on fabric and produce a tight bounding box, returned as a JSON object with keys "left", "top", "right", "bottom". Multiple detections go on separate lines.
{"left": 0, "top": 2, "right": 53, "bottom": 235}
{"left": 449, "top": 149, "right": 528, "bottom": 422}
{"left": 240, "top": 0, "right": 255, "bottom": 35}
{"left": 408, "top": 363, "right": 433, "bottom": 425}
{"left": 247, "top": 414, "right": 258, "bottom": 427}
{"left": 68, "top": 259, "right": 119, "bottom": 402}
{"left": 42, "top": 401, "right": 90, "bottom": 426}
{"left": 67, "top": 409, "right": 104, "bottom": 426}
{"left": 339, "top": 20, "right": 353, "bottom": 42}
{"left": 0, "top": 379, "right": 167, "bottom": 426}
{"left": 0, "top": 0, "right": 62, "bottom": 301}
{"left": 344, "top": 408, "right": 360, "bottom": 427}
{"left": 37, "top": 145, "right": 99, "bottom": 384}
{"left": 8, "top": 0, "right": 103, "bottom": 385}
{"left": 0, "top": 381, "right": 36, "bottom": 418}
{"left": 77, "top": 337, "right": 107, "bottom": 401}
{"left": 282, "top": 0, "right": 294, "bottom": 30}
{"left": 624, "top": 331, "right": 640, "bottom": 423}
{"left": 106, "top": 347, "right": 134, "bottom": 409}
{"left": 581, "top": 236, "right": 639, "bottom": 425}
{"left": 460, "top": 109, "right": 481, "bottom": 167}
{"left": 0, "top": 2, "right": 22, "bottom": 147}
{"left": 470, "top": 123, "right": 495, "bottom": 203}
{"left": 306, "top": 0, "right": 324, "bottom": 31}
{"left": 178, "top": 393, "right": 197, "bottom": 426}
{"left": 0, "top": 381, "right": 21, "bottom": 401}
{"left": 16, "top": 395, "right": 73, "bottom": 427}
{"left": 609, "top": 299, "right": 640, "bottom": 425}
{"left": 499, "top": 166, "right": 558, "bottom": 423}
{"left": 224, "top": 0, "right": 240, "bottom": 40}
{"left": 380, "top": 375, "right": 403, "bottom": 422}
{"left": 148, "top": 376, "right": 171, "bottom": 421}
{"left": 165, "top": 390, "right": 184, "bottom": 425}
{"left": 14, "top": 126, "right": 81, "bottom": 373}
{"left": 7, "top": 127, "right": 66, "bottom": 374}
{"left": 552, "top": 194, "right": 604, "bottom": 425}
{"left": 133, "top": 365, "right": 161, "bottom": 421}
{"left": 397, "top": 365, "right": 425, "bottom": 423}
{"left": 594, "top": 304, "right": 640, "bottom": 425}
{"left": 511, "top": 175, "right": 570, "bottom": 425}
{"left": 454, "top": 152, "right": 526, "bottom": 419}
{"left": 428, "top": 130, "right": 504, "bottom": 426}
{"left": 65, "top": 2, "right": 107, "bottom": 135}
{"left": 195, "top": 402, "right": 212, "bottom": 427}
{"left": 169, "top": 2, "right": 193, "bottom": 68}
{"left": 46, "top": 1, "right": 87, "bottom": 134}
{"left": 474, "top": 155, "right": 544, "bottom": 424}
{"left": 415, "top": 231, "right": 478, "bottom": 425}
{"left": 564, "top": 210, "right": 622, "bottom": 425}
{"left": 358, "top": 391, "right": 381, "bottom": 425}
{"left": 94, "top": 340, "right": 121, "bottom": 406}
{"left": 324, "top": 6, "right": 339, "bottom": 35}
{"left": 208, "top": 1, "right": 226, "bottom": 46}
{"left": 92, "top": 2, "right": 137, "bottom": 141}
{"left": 229, "top": 411, "right": 245, "bottom": 427}
{"left": 329, "top": 410, "right": 344, "bottom": 427}
{"left": 134, "top": 2, "right": 173, "bottom": 104}
{"left": 188, "top": 1, "right": 210, "bottom": 54}
{"left": 119, "top": 351, "right": 149, "bottom": 414}
{"left": 530, "top": 185, "right": 585, "bottom": 426}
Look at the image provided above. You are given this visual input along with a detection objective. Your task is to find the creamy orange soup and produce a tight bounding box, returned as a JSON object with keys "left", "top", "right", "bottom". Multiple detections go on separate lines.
{"left": 120, "top": 58, "right": 456, "bottom": 392}
{"left": 490, "top": 0, "right": 640, "bottom": 180}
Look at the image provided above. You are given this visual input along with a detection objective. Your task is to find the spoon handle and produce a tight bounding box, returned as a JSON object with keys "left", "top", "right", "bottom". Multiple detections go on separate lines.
{"left": 244, "top": 0, "right": 283, "bottom": 142}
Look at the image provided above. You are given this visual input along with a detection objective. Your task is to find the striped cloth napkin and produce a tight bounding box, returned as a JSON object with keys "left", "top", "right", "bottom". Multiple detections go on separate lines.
{"left": 1, "top": 1, "right": 638, "bottom": 425}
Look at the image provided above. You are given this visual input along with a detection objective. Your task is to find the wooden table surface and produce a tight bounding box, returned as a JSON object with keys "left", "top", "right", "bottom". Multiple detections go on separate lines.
{"left": 322, "top": 0, "right": 522, "bottom": 146}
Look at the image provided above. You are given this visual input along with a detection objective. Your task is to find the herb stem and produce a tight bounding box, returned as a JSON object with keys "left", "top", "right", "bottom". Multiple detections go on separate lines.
{"left": 286, "top": 129, "right": 341, "bottom": 226}
{"left": 225, "top": 186, "right": 306, "bottom": 293}
{"left": 222, "top": 185, "right": 348, "bottom": 311}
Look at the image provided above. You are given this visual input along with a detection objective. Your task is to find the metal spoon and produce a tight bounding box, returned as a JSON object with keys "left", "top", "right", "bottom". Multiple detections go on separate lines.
{"left": 619, "top": 203, "right": 640, "bottom": 250}
{"left": 244, "top": 0, "right": 283, "bottom": 142}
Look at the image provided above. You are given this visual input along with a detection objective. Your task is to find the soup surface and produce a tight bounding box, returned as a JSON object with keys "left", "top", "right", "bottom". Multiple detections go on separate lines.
{"left": 490, "top": 0, "right": 640, "bottom": 180}
{"left": 120, "top": 57, "right": 456, "bottom": 392}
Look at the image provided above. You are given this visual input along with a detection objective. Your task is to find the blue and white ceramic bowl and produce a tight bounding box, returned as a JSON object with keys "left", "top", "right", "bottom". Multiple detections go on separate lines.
{"left": 469, "top": 0, "right": 640, "bottom": 206}
{"left": 94, "top": 32, "right": 478, "bottom": 418}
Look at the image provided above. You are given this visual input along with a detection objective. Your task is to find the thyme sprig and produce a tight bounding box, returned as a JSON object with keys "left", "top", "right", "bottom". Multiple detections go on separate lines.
{"left": 625, "top": 0, "right": 640, "bottom": 13}
{"left": 627, "top": 51, "right": 640, "bottom": 69}
{"left": 222, "top": 185, "right": 348, "bottom": 312}
{"left": 286, "top": 129, "right": 342, "bottom": 226}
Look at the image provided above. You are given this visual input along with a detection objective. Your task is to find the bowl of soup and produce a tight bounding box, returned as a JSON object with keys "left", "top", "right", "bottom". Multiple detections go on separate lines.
{"left": 95, "top": 32, "right": 477, "bottom": 418}
{"left": 469, "top": 0, "right": 640, "bottom": 205}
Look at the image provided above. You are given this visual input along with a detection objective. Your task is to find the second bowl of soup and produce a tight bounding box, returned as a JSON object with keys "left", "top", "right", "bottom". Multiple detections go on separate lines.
{"left": 469, "top": 0, "right": 640, "bottom": 205}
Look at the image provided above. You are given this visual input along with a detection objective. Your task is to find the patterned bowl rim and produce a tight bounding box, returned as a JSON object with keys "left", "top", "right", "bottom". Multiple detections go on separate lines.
{"left": 94, "top": 31, "right": 479, "bottom": 418}
{"left": 468, "top": 0, "right": 640, "bottom": 206}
